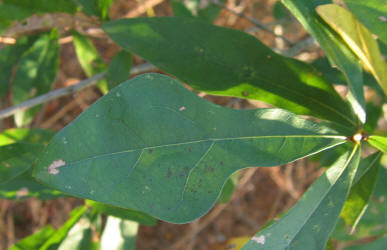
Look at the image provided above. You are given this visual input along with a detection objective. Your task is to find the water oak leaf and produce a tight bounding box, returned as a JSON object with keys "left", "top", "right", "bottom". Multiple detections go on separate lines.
{"left": 33, "top": 73, "right": 346, "bottom": 223}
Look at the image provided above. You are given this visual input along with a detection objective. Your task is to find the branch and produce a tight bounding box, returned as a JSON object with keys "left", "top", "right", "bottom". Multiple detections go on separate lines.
{"left": 0, "top": 63, "right": 157, "bottom": 120}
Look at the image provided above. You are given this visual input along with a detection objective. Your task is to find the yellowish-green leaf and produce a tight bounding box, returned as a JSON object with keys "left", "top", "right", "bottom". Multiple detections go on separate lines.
{"left": 317, "top": 4, "right": 387, "bottom": 97}
{"left": 367, "top": 135, "right": 387, "bottom": 152}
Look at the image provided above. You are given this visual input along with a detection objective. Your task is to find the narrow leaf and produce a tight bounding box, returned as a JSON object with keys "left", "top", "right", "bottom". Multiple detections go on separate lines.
{"left": 9, "top": 225, "right": 55, "bottom": 250}
{"left": 13, "top": 29, "right": 60, "bottom": 126}
{"left": 102, "top": 17, "right": 357, "bottom": 129}
{"left": 344, "top": 0, "right": 387, "bottom": 45}
{"left": 86, "top": 200, "right": 157, "bottom": 226}
{"left": 33, "top": 73, "right": 347, "bottom": 223}
{"left": 106, "top": 50, "right": 132, "bottom": 90}
{"left": 243, "top": 145, "right": 361, "bottom": 249}
{"left": 40, "top": 206, "right": 88, "bottom": 250}
{"left": 72, "top": 30, "right": 108, "bottom": 94}
{"left": 57, "top": 209, "right": 101, "bottom": 250}
{"left": 0, "top": 36, "right": 37, "bottom": 99}
{"left": 367, "top": 135, "right": 387, "bottom": 152}
{"left": 100, "top": 216, "right": 138, "bottom": 250}
{"left": 282, "top": 0, "right": 366, "bottom": 124}
{"left": 340, "top": 152, "right": 382, "bottom": 233}
{"left": 317, "top": 4, "right": 387, "bottom": 97}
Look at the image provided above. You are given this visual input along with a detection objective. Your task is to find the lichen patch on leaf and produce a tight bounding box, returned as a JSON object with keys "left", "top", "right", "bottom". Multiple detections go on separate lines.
{"left": 251, "top": 235, "right": 265, "bottom": 245}
{"left": 48, "top": 159, "right": 66, "bottom": 175}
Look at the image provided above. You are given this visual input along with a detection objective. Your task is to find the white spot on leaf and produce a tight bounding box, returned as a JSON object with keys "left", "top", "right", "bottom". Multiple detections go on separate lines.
{"left": 252, "top": 235, "right": 265, "bottom": 245}
{"left": 116, "top": 92, "right": 121, "bottom": 97}
{"left": 379, "top": 16, "right": 387, "bottom": 22}
{"left": 65, "top": 185, "right": 72, "bottom": 190}
{"left": 179, "top": 106, "right": 186, "bottom": 111}
{"left": 48, "top": 159, "right": 66, "bottom": 175}
{"left": 90, "top": 190, "right": 95, "bottom": 195}
{"left": 62, "top": 137, "right": 68, "bottom": 144}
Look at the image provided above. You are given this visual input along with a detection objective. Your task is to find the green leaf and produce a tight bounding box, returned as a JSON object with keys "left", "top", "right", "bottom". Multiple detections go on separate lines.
{"left": 40, "top": 206, "right": 88, "bottom": 250}
{"left": 33, "top": 73, "right": 347, "bottom": 223}
{"left": 344, "top": 0, "right": 387, "bottom": 45}
{"left": 100, "top": 216, "right": 138, "bottom": 250}
{"left": 86, "top": 200, "right": 157, "bottom": 226}
{"left": 0, "top": 36, "right": 37, "bottom": 99}
{"left": 340, "top": 152, "right": 382, "bottom": 233}
{"left": 0, "top": 128, "right": 54, "bottom": 184}
{"left": 72, "top": 30, "right": 108, "bottom": 94}
{"left": 13, "top": 29, "right": 60, "bottom": 127}
{"left": 171, "top": 0, "right": 195, "bottom": 19}
{"left": 76, "top": 0, "right": 114, "bottom": 20}
{"left": 9, "top": 225, "right": 55, "bottom": 250}
{"left": 0, "top": 169, "right": 64, "bottom": 200}
{"left": 217, "top": 171, "right": 239, "bottom": 203}
{"left": 282, "top": 0, "right": 366, "bottom": 124}
{"left": 102, "top": 17, "right": 357, "bottom": 129}
{"left": 242, "top": 145, "right": 360, "bottom": 250}
{"left": 367, "top": 135, "right": 387, "bottom": 152}
{"left": 57, "top": 209, "right": 101, "bottom": 250}
{"left": 343, "top": 236, "right": 387, "bottom": 250}
{"left": 106, "top": 50, "right": 132, "bottom": 90}
{"left": 317, "top": 4, "right": 387, "bottom": 97}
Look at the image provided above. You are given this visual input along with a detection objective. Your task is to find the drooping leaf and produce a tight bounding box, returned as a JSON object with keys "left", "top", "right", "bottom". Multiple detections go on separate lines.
{"left": 0, "top": 36, "right": 37, "bottom": 99}
{"left": 217, "top": 171, "right": 239, "bottom": 203}
{"left": 72, "top": 30, "right": 108, "bottom": 94}
{"left": 317, "top": 4, "right": 387, "bottom": 97}
{"left": 242, "top": 145, "right": 360, "bottom": 250}
{"left": 33, "top": 73, "right": 347, "bottom": 223}
{"left": 57, "top": 209, "right": 101, "bottom": 250}
{"left": 76, "top": 0, "right": 114, "bottom": 20}
{"left": 106, "top": 50, "right": 132, "bottom": 90}
{"left": 13, "top": 29, "right": 60, "bottom": 127}
{"left": 102, "top": 17, "right": 357, "bottom": 130}
{"left": 282, "top": 0, "right": 366, "bottom": 124}
{"left": 40, "top": 206, "right": 88, "bottom": 250}
{"left": 86, "top": 200, "right": 157, "bottom": 226}
{"left": 100, "top": 216, "right": 138, "bottom": 250}
{"left": 343, "top": 0, "right": 387, "bottom": 45}
{"left": 340, "top": 152, "right": 382, "bottom": 233}
{"left": 9, "top": 225, "right": 55, "bottom": 250}
{"left": 367, "top": 135, "right": 387, "bottom": 152}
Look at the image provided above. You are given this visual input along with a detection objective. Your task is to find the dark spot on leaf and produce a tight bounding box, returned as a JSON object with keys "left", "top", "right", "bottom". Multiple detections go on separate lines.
{"left": 148, "top": 149, "right": 153, "bottom": 154}
{"left": 167, "top": 168, "right": 172, "bottom": 178}
{"left": 242, "top": 91, "right": 249, "bottom": 97}
{"left": 220, "top": 161, "right": 224, "bottom": 166}
{"left": 184, "top": 166, "right": 189, "bottom": 172}
{"left": 209, "top": 167, "right": 214, "bottom": 172}
{"left": 199, "top": 179, "right": 202, "bottom": 183}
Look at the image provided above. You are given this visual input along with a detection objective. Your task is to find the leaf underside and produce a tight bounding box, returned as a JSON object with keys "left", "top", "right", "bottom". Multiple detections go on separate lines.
{"left": 33, "top": 73, "right": 346, "bottom": 223}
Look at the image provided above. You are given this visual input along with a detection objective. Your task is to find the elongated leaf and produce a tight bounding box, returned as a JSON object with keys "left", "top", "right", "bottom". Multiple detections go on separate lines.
{"left": 86, "top": 200, "right": 157, "bottom": 226}
{"left": 106, "top": 50, "right": 132, "bottom": 90}
{"left": 340, "top": 152, "right": 382, "bottom": 233}
{"left": 0, "top": 36, "right": 37, "bottom": 99}
{"left": 72, "top": 31, "right": 108, "bottom": 94}
{"left": 344, "top": 0, "right": 387, "bottom": 45}
{"left": 33, "top": 73, "right": 346, "bottom": 223}
{"left": 9, "top": 225, "right": 55, "bottom": 250}
{"left": 367, "top": 135, "right": 387, "bottom": 152}
{"left": 317, "top": 4, "right": 387, "bottom": 97}
{"left": 102, "top": 17, "right": 357, "bottom": 129}
{"left": 13, "top": 29, "right": 60, "bottom": 127}
{"left": 282, "top": 0, "right": 366, "bottom": 124}
{"left": 58, "top": 209, "right": 101, "bottom": 250}
{"left": 40, "top": 206, "right": 88, "bottom": 250}
{"left": 100, "top": 216, "right": 138, "bottom": 250}
{"left": 243, "top": 145, "right": 360, "bottom": 250}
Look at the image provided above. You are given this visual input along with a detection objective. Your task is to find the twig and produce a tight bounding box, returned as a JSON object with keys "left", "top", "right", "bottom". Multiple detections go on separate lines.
{"left": 212, "top": 0, "right": 294, "bottom": 46}
{"left": 0, "top": 63, "right": 157, "bottom": 120}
